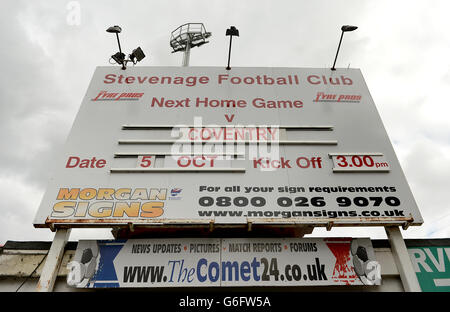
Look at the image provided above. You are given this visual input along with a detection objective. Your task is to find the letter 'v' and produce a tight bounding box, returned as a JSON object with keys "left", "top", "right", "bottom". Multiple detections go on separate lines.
{"left": 224, "top": 114, "right": 235, "bottom": 122}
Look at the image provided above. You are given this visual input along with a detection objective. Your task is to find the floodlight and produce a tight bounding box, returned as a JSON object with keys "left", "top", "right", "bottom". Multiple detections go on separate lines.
{"left": 225, "top": 26, "right": 239, "bottom": 70}
{"left": 106, "top": 25, "right": 122, "bottom": 34}
{"left": 106, "top": 25, "right": 147, "bottom": 69}
{"left": 226, "top": 26, "right": 239, "bottom": 37}
{"left": 331, "top": 25, "right": 358, "bottom": 71}
{"left": 170, "top": 23, "right": 212, "bottom": 66}
{"left": 130, "top": 47, "right": 145, "bottom": 64}
{"left": 111, "top": 52, "right": 126, "bottom": 65}
{"left": 341, "top": 25, "right": 358, "bottom": 32}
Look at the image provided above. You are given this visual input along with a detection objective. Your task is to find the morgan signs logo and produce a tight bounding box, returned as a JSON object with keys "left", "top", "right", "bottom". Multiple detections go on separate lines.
{"left": 50, "top": 187, "right": 167, "bottom": 219}
{"left": 92, "top": 91, "right": 144, "bottom": 101}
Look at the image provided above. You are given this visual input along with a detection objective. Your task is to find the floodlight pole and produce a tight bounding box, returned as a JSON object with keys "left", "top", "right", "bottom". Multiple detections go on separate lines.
{"left": 226, "top": 35, "right": 233, "bottom": 70}
{"left": 115, "top": 33, "right": 123, "bottom": 55}
{"left": 182, "top": 39, "right": 191, "bottom": 67}
{"left": 170, "top": 23, "right": 211, "bottom": 67}
{"left": 331, "top": 25, "right": 357, "bottom": 71}
{"left": 225, "top": 26, "right": 239, "bottom": 70}
{"left": 331, "top": 31, "right": 344, "bottom": 71}
{"left": 115, "top": 33, "right": 127, "bottom": 70}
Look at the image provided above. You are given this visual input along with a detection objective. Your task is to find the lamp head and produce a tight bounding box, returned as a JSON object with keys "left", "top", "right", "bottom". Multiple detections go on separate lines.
{"left": 341, "top": 25, "right": 358, "bottom": 32}
{"left": 226, "top": 26, "right": 239, "bottom": 37}
{"left": 130, "top": 47, "right": 146, "bottom": 63}
{"left": 106, "top": 25, "right": 122, "bottom": 34}
{"left": 111, "top": 52, "right": 126, "bottom": 65}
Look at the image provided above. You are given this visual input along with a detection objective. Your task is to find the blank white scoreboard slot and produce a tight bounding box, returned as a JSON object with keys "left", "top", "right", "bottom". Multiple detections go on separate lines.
{"left": 285, "top": 126, "right": 335, "bottom": 141}
{"left": 284, "top": 125, "right": 334, "bottom": 131}
{"left": 122, "top": 125, "right": 177, "bottom": 130}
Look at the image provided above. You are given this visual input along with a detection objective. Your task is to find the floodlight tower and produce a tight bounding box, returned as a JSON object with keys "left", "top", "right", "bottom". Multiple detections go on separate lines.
{"left": 170, "top": 23, "right": 212, "bottom": 66}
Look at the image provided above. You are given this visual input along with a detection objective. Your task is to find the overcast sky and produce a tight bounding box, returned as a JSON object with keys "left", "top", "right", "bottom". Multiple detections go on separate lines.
{"left": 1, "top": 0, "right": 449, "bottom": 244}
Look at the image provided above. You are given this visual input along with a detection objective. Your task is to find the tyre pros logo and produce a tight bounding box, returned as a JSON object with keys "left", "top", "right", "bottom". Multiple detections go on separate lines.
{"left": 170, "top": 188, "right": 182, "bottom": 200}
{"left": 91, "top": 91, "right": 144, "bottom": 101}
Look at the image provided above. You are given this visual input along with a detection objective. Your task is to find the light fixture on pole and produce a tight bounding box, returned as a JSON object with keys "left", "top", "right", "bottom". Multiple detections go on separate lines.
{"left": 225, "top": 26, "right": 239, "bottom": 70}
{"left": 106, "top": 25, "right": 146, "bottom": 70}
{"left": 331, "top": 25, "right": 358, "bottom": 71}
{"left": 170, "top": 23, "right": 212, "bottom": 67}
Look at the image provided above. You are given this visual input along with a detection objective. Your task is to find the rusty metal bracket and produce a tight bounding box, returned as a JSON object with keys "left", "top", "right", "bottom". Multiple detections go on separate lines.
{"left": 401, "top": 214, "right": 414, "bottom": 230}
{"left": 47, "top": 222, "right": 56, "bottom": 232}
{"left": 326, "top": 221, "right": 334, "bottom": 231}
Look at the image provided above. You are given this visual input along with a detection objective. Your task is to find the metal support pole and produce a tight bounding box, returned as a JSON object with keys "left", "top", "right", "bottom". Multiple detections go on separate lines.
{"left": 226, "top": 35, "right": 233, "bottom": 70}
{"left": 385, "top": 226, "right": 421, "bottom": 292}
{"left": 115, "top": 33, "right": 122, "bottom": 55}
{"left": 115, "top": 32, "right": 127, "bottom": 70}
{"left": 331, "top": 31, "right": 344, "bottom": 71}
{"left": 182, "top": 39, "right": 191, "bottom": 67}
{"left": 36, "top": 228, "right": 71, "bottom": 292}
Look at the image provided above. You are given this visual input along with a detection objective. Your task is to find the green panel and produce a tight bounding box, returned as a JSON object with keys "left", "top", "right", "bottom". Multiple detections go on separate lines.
{"left": 408, "top": 246, "right": 450, "bottom": 292}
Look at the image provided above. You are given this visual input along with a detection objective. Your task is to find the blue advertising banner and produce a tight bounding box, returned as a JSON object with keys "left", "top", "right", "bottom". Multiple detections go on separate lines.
{"left": 67, "top": 237, "right": 380, "bottom": 288}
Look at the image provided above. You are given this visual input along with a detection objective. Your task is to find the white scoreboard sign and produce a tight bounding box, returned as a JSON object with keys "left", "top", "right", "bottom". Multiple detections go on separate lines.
{"left": 34, "top": 67, "right": 423, "bottom": 228}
